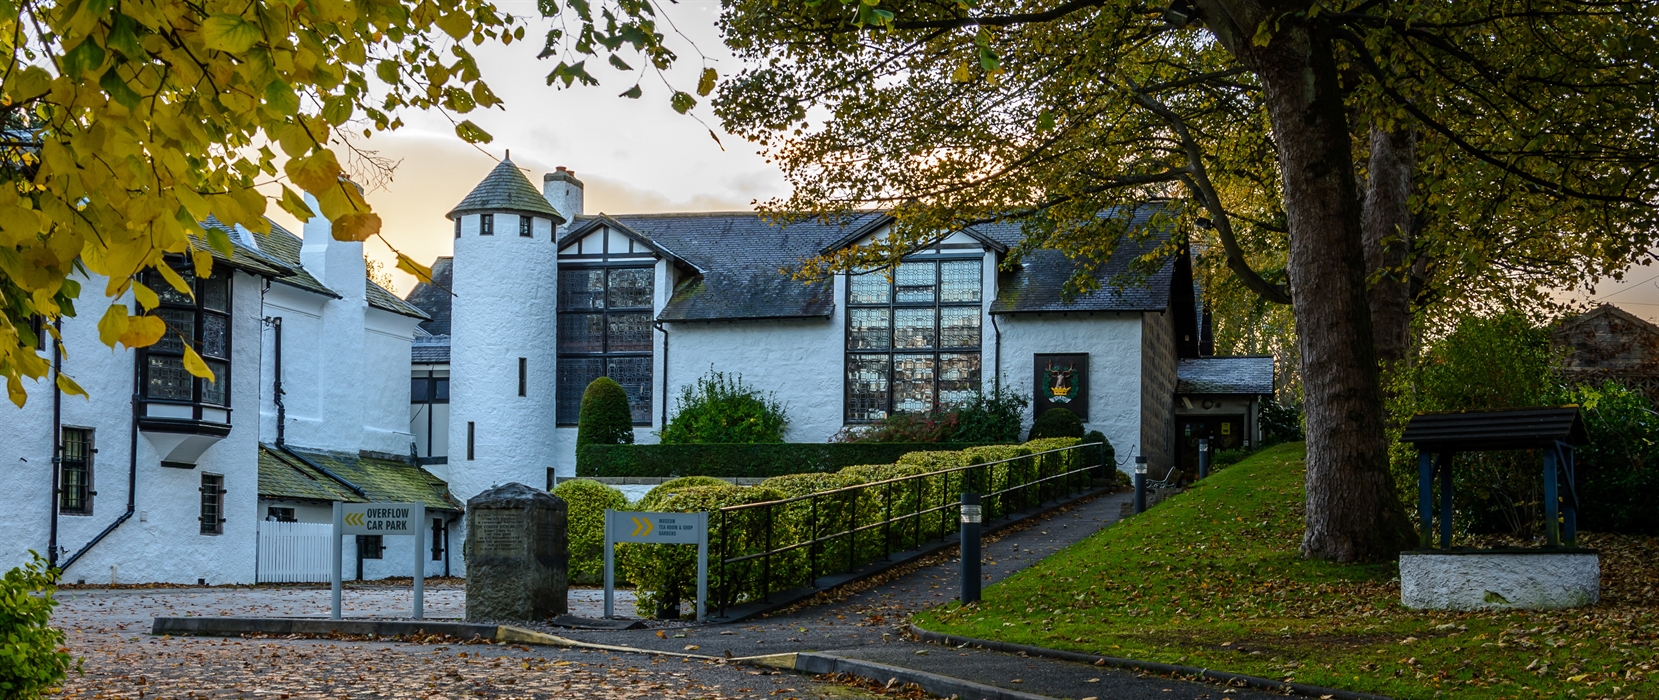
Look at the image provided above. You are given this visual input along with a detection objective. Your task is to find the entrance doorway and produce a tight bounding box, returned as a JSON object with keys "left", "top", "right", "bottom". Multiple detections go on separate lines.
{"left": 1176, "top": 416, "right": 1244, "bottom": 479}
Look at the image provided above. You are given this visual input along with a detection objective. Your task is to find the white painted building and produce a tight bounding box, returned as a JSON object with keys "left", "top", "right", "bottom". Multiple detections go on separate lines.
{"left": 1, "top": 206, "right": 454, "bottom": 584}
{"left": 403, "top": 159, "right": 1271, "bottom": 568}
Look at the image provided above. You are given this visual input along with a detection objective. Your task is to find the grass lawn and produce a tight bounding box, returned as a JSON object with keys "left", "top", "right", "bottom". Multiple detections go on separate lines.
{"left": 914, "top": 442, "right": 1657, "bottom": 700}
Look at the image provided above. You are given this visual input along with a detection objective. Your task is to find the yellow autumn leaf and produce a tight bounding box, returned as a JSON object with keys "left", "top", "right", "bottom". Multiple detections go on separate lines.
{"left": 6, "top": 374, "right": 24, "bottom": 408}
{"left": 182, "top": 342, "right": 215, "bottom": 381}
{"left": 156, "top": 264, "right": 193, "bottom": 299}
{"left": 192, "top": 249, "right": 215, "bottom": 279}
{"left": 132, "top": 282, "right": 159, "bottom": 311}
{"left": 395, "top": 253, "right": 435, "bottom": 285}
{"left": 55, "top": 372, "right": 87, "bottom": 398}
{"left": 98, "top": 304, "right": 130, "bottom": 346}
{"left": 952, "top": 63, "right": 972, "bottom": 82}
{"left": 333, "top": 212, "right": 382, "bottom": 242}
{"left": 285, "top": 149, "right": 343, "bottom": 194}
{"left": 119, "top": 315, "right": 166, "bottom": 348}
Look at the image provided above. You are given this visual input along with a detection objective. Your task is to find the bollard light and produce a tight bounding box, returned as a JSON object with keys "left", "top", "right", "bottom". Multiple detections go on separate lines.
{"left": 960, "top": 493, "right": 983, "bottom": 604}
{"left": 1133, "top": 456, "right": 1148, "bottom": 515}
{"left": 1198, "top": 437, "right": 1211, "bottom": 480}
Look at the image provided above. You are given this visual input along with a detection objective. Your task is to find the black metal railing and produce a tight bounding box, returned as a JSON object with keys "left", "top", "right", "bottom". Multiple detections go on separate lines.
{"left": 712, "top": 442, "right": 1105, "bottom": 615}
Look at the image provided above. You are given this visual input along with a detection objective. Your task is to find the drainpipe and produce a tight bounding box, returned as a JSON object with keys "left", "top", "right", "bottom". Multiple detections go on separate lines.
{"left": 59, "top": 340, "right": 140, "bottom": 574}
{"left": 48, "top": 319, "right": 61, "bottom": 570}
{"left": 265, "top": 316, "right": 286, "bottom": 446}
{"left": 654, "top": 321, "right": 669, "bottom": 427}
{"left": 990, "top": 313, "right": 1003, "bottom": 394}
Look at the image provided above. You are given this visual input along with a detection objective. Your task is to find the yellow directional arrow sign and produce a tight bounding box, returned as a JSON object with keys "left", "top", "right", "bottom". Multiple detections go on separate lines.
{"left": 609, "top": 510, "right": 699, "bottom": 543}
{"left": 631, "top": 517, "right": 655, "bottom": 537}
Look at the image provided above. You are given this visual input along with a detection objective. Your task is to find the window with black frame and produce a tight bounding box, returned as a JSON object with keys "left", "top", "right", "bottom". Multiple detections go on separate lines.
{"left": 845, "top": 258, "right": 983, "bottom": 422}
{"left": 140, "top": 264, "right": 231, "bottom": 422}
{"left": 556, "top": 266, "right": 653, "bottom": 425}
{"left": 60, "top": 427, "right": 92, "bottom": 515}
{"left": 199, "top": 473, "right": 224, "bottom": 535}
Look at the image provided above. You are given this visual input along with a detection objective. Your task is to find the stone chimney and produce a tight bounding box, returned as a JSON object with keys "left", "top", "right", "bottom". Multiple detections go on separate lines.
{"left": 542, "top": 167, "right": 584, "bottom": 229}
{"left": 299, "top": 192, "right": 367, "bottom": 301}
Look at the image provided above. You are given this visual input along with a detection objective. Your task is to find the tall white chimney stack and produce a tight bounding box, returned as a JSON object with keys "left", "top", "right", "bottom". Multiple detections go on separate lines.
{"left": 542, "top": 167, "right": 584, "bottom": 231}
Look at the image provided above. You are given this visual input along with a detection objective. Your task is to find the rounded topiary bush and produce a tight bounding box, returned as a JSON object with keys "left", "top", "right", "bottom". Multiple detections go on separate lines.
{"left": 616, "top": 484, "right": 794, "bottom": 618}
{"left": 661, "top": 369, "right": 788, "bottom": 444}
{"left": 639, "top": 476, "right": 729, "bottom": 508}
{"left": 1027, "top": 407, "right": 1084, "bottom": 441}
{"left": 1081, "top": 429, "right": 1116, "bottom": 480}
{"left": 550, "top": 479, "right": 629, "bottom": 585}
{"left": 577, "top": 377, "right": 634, "bottom": 447}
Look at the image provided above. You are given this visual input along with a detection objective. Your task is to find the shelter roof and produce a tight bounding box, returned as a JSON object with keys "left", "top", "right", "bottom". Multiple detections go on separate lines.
{"left": 1400, "top": 407, "right": 1587, "bottom": 452}
{"left": 447, "top": 159, "right": 566, "bottom": 223}
{"left": 259, "top": 445, "right": 460, "bottom": 511}
{"left": 1176, "top": 356, "right": 1275, "bottom": 395}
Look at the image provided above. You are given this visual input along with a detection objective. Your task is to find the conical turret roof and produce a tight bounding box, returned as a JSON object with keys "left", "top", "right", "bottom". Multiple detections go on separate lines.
{"left": 446, "top": 158, "right": 566, "bottom": 224}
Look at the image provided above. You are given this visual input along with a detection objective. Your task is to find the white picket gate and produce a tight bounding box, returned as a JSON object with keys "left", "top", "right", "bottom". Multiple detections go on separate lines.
{"left": 257, "top": 521, "right": 333, "bottom": 583}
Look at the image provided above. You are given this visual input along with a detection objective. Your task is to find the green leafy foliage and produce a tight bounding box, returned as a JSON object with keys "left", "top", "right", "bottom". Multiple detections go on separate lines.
{"left": 1259, "top": 401, "right": 1304, "bottom": 447}
{"left": 577, "top": 442, "right": 987, "bottom": 478}
{"left": 617, "top": 484, "right": 790, "bottom": 617}
{"left": 1027, "top": 407, "right": 1084, "bottom": 441}
{"left": 638, "top": 476, "right": 729, "bottom": 509}
{"left": 916, "top": 443, "right": 1659, "bottom": 699}
{"left": 576, "top": 377, "right": 634, "bottom": 447}
{"left": 1081, "top": 429, "right": 1115, "bottom": 476}
{"left": 0, "top": 553, "right": 73, "bottom": 699}
{"left": 833, "top": 390, "right": 1026, "bottom": 444}
{"left": 549, "top": 479, "right": 628, "bottom": 585}
{"left": 1569, "top": 382, "right": 1659, "bottom": 535}
{"left": 661, "top": 369, "right": 788, "bottom": 445}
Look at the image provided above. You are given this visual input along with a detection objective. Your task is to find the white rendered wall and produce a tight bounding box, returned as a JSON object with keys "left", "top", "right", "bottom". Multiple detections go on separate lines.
{"left": 0, "top": 271, "right": 266, "bottom": 583}
{"left": 361, "top": 308, "right": 422, "bottom": 454}
{"left": 995, "top": 312, "right": 1144, "bottom": 475}
{"left": 447, "top": 212, "right": 560, "bottom": 509}
{"left": 259, "top": 283, "right": 326, "bottom": 444}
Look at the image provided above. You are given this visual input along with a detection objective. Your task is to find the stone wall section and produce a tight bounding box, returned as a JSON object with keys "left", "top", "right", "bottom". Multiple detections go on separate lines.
{"left": 1140, "top": 310, "right": 1177, "bottom": 471}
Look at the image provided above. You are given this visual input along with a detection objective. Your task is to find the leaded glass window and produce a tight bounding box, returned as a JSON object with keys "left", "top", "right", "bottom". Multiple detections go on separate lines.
{"left": 556, "top": 265, "right": 654, "bottom": 425}
{"left": 60, "top": 428, "right": 92, "bottom": 515}
{"left": 844, "top": 258, "right": 983, "bottom": 421}
{"left": 140, "top": 263, "right": 232, "bottom": 416}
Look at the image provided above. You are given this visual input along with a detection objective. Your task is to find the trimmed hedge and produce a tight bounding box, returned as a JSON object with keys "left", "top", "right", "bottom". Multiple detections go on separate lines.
{"left": 549, "top": 479, "right": 629, "bottom": 585}
{"left": 623, "top": 437, "right": 1090, "bottom": 618}
{"left": 577, "top": 442, "right": 991, "bottom": 479}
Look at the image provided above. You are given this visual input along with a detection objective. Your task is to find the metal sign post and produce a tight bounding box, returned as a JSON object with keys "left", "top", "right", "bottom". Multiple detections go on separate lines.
{"left": 603, "top": 510, "right": 709, "bottom": 621}
{"left": 330, "top": 501, "right": 426, "bottom": 620}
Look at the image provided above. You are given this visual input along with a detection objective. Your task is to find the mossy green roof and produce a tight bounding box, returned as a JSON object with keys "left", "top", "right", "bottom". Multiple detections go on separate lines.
{"left": 259, "top": 445, "right": 460, "bottom": 511}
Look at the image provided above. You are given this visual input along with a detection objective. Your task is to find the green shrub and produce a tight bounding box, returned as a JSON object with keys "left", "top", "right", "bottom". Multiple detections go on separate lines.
{"left": 832, "top": 412, "right": 959, "bottom": 443}
{"left": 759, "top": 472, "right": 878, "bottom": 579}
{"left": 0, "top": 553, "right": 74, "bottom": 699}
{"left": 1081, "top": 429, "right": 1115, "bottom": 475}
{"left": 946, "top": 389, "right": 1028, "bottom": 443}
{"left": 759, "top": 472, "right": 865, "bottom": 498}
{"left": 577, "top": 377, "right": 635, "bottom": 447}
{"left": 639, "top": 476, "right": 729, "bottom": 508}
{"left": 1213, "top": 447, "right": 1256, "bottom": 469}
{"left": 661, "top": 369, "right": 788, "bottom": 444}
{"left": 1561, "top": 381, "right": 1659, "bottom": 535}
{"left": 616, "top": 485, "right": 792, "bottom": 617}
{"left": 1259, "top": 400, "right": 1303, "bottom": 446}
{"left": 577, "top": 442, "right": 987, "bottom": 478}
{"left": 1027, "top": 407, "right": 1084, "bottom": 441}
{"left": 549, "top": 479, "right": 629, "bottom": 585}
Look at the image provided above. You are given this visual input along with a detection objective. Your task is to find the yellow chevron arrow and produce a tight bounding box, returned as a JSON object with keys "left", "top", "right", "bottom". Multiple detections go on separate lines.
{"left": 631, "top": 517, "right": 654, "bottom": 537}
{"left": 344, "top": 512, "right": 364, "bottom": 527}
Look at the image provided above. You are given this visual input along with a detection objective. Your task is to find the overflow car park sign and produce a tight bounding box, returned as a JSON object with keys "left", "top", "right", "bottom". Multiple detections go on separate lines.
{"left": 342, "top": 504, "right": 416, "bottom": 534}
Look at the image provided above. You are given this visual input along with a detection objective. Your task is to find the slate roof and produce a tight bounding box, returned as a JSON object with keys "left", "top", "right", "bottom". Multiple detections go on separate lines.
{"left": 1176, "top": 356, "right": 1275, "bottom": 395}
{"left": 603, "top": 212, "right": 887, "bottom": 321}
{"left": 259, "top": 444, "right": 460, "bottom": 511}
{"left": 235, "top": 217, "right": 429, "bottom": 320}
{"left": 986, "top": 207, "right": 1178, "bottom": 314}
{"left": 447, "top": 159, "right": 566, "bottom": 223}
{"left": 412, "top": 335, "right": 450, "bottom": 364}
{"left": 404, "top": 257, "right": 454, "bottom": 336}
{"left": 193, "top": 217, "right": 300, "bottom": 279}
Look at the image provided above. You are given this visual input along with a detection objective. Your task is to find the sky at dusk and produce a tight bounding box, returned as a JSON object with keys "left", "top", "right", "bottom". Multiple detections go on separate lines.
{"left": 262, "top": 0, "right": 1659, "bottom": 323}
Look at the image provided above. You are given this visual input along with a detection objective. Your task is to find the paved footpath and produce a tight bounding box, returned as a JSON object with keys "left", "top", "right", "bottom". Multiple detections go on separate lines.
{"left": 561, "top": 490, "right": 1284, "bottom": 700}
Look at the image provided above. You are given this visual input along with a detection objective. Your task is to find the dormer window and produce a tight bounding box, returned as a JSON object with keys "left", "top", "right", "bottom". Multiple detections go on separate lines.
{"left": 139, "top": 262, "right": 233, "bottom": 431}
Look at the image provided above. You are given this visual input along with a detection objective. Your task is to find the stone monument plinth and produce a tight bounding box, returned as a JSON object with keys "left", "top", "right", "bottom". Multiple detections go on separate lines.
{"left": 1400, "top": 549, "right": 1599, "bottom": 610}
{"left": 464, "top": 483, "right": 568, "bottom": 621}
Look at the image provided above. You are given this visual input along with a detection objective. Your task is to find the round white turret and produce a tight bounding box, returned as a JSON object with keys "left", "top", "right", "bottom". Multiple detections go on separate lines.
{"left": 446, "top": 157, "right": 566, "bottom": 514}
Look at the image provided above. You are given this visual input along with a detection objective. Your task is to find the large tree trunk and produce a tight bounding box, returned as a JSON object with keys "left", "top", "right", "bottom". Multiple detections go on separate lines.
{"left": 1362, "top": 127, "right": 1417, "bottom": 366}
{"left": 1202, "top": 6, "right": 1416, "bottom": 561}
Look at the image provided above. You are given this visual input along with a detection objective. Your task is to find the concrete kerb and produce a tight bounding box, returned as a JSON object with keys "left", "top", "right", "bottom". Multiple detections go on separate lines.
{"left": 150, "top": 617, "right": 721, "bottom": 661}
{"left": 710, "top": 485, "right": 1118, "bottom": 623}
{"left": 908, "top": 625, "right": 1395, "bottom": 700}
{"left": 794, "top": 651, "right": 1054, "bottom": 700}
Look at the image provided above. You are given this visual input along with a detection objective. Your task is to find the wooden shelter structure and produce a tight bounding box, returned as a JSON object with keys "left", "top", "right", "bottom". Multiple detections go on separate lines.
{"left": 1400, "top": 407, "right": 1588, "bottom": 549}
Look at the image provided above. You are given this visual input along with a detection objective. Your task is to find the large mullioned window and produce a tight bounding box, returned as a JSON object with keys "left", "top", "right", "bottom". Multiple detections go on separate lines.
{"left": 556, "top": 266, "right": 654, "bottom": 425}
{"left": 845, "top": 258, "right": 983, "bottom": 422}
{"left": 141, "top": 264, "right": 231, "bottom": 420}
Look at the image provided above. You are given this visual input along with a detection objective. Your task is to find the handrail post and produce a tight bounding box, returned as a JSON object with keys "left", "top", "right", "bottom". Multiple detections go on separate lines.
{"left": 883, "top": 481, "right": 893, "bottom": 560}
{"left": 809, "top": 495, "right": 819, "bottom": 586}
{"left": 846, "top": 490, "right": 856, "bottom": 573}
{"left": 763, "top": 503, "right": 773, "bottom": 602}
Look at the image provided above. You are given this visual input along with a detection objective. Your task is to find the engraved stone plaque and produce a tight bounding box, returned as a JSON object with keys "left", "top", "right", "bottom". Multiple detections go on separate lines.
{"left": 464, "top": 483, "right": 568, "bottom": 621}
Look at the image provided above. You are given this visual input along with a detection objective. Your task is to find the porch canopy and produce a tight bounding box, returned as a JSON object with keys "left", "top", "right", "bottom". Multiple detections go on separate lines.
{"left": 1400, "top": 407, "right": 1587, "bottom": 548}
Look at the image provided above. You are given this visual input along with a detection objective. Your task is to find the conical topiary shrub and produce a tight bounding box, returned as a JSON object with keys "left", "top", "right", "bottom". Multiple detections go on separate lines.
{"left": 577, "top": 376, "right": 635, "bottom": 446}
